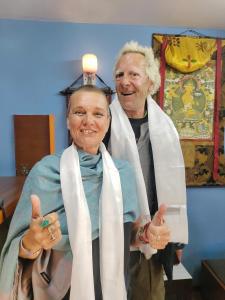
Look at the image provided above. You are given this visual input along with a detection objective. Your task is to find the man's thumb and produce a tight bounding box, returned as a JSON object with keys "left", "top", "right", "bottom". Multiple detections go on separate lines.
{"left": 31, "top": 194, "right": 41, "bottom": 219}
{"left": 152, "top": 204, "right": 167, "bottom": 226}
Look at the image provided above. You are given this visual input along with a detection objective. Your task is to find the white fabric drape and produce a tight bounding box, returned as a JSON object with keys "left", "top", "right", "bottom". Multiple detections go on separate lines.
{"left": 60, "top": 143, "right": 126, "bottom": 300}
{"left": 110, "top": 96, "right": 188, "bottom": 246}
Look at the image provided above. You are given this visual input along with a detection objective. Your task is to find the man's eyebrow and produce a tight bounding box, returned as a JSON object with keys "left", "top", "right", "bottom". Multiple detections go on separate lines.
{"left": 94, "top": 107, "right": 106, "bottom": 111}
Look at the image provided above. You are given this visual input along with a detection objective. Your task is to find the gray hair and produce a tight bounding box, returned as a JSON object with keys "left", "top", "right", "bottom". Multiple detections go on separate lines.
{"left": 114, "top": 41, "right": 161, "bottom": 95}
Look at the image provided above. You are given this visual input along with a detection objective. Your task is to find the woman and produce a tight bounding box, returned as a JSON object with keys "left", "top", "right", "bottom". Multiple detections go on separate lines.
{"left": 0, "top": 86, "right": 141, "bottom": 300}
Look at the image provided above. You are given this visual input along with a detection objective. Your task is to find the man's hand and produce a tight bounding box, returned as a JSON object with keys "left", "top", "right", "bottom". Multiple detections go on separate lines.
{"left": 147, "top": 204, "right": 170, "bottom": 249}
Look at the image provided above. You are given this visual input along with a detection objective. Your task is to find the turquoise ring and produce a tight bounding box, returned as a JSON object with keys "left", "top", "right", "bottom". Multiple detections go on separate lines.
{"left": 40, "top": 218, "right": 50, "bottom": 228}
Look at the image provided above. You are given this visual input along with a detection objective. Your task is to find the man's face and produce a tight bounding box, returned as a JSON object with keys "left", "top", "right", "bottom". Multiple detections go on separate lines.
{"left": 115, "top": 53, "right": 153, "bottom": 116}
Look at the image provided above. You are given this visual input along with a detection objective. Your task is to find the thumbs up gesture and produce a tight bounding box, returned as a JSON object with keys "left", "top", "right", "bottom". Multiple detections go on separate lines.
{"left": 147, "top": 204, "right": 170, "bottom": 249}
{"left": 19, "top": 194, "right": 62, "bottom": 259}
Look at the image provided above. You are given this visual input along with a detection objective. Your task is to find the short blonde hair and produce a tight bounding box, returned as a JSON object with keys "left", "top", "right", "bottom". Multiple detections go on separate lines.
{"left": 114, "top": 41, "right": 161, "bottom": 95}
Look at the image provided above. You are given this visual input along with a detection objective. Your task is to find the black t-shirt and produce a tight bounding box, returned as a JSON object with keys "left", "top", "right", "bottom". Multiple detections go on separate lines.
{"left": 128, "top": 115, "right": 158, "bottom": 216}
{"left": 128, "top": 114, "right": 148, "bottom": 142}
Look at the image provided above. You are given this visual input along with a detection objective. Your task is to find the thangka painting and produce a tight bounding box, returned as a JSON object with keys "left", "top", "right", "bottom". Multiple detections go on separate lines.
{"left": 152, "top": 34, "right": 225, "bottom": 186}
{"left": 164, "top": 62, "right": 215, "bottom": 140}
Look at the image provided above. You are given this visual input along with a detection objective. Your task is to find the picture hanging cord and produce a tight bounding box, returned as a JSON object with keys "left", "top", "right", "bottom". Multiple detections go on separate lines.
{"left": 178, "top": 28, "right": 206, "bottom": 37}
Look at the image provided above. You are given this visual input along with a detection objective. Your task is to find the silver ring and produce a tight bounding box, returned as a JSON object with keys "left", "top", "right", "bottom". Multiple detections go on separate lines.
{"left": 50, "top": 234, "right": 56, "bottom": 241}
{"left": 48, "top": 226, "right": 56, "bottom": 241}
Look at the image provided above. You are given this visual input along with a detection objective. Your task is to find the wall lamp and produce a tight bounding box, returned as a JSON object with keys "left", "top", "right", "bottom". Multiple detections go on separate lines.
{"left": 82, "top": 53, "right": 97, "bottom": 85}
{"left": 60, "top": 53, "right": 114, "bottom": 99}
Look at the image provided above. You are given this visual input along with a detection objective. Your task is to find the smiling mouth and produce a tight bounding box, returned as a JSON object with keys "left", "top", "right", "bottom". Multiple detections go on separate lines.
{"left": 81, "top": 129, "right": 96, "bottom": 135}
{"left": 121, "top": 92, "right": 135, "bottom": 96}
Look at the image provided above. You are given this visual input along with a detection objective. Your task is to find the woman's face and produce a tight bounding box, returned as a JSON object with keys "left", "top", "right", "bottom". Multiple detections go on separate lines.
{"left": 67, "top": 90, "right": 110, "bottom": 154}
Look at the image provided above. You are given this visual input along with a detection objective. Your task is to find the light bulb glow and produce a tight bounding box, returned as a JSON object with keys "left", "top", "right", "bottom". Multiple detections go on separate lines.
{"left": 82, "top": 54, "right": 98, "bottom": 73}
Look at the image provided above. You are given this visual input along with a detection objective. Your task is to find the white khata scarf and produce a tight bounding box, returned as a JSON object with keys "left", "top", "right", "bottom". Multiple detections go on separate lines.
{"left": 109, "top": 96, "right": 188, "bottom": 248}
{"left": 60, "top": 143, "right": 126, "bottom": 300}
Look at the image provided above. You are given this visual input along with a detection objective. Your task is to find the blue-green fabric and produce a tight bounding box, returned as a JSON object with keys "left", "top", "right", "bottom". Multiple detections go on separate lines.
{"left": 0, "top": 150, "right": 139, "bottom": 295}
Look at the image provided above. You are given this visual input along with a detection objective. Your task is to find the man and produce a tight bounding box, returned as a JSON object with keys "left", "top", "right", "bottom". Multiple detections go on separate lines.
{"left": 106, "top": 41, "right": 188, "bottom": 300}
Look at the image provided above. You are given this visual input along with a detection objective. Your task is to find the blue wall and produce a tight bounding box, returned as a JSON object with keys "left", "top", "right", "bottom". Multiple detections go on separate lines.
{"left": 1, "top": 19, "right": 225, "bottom": 283}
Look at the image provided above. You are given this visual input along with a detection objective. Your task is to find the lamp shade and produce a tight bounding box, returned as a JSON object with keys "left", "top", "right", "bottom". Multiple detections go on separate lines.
{"left": 82, "top": 54, "right": 98, "bottom": 73}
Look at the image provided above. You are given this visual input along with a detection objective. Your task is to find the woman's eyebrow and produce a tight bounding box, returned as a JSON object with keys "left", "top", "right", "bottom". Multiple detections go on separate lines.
{"left": 115, "top": 70, "right": 124, "bottom": 75}
{"left": 71, "top": 106, "right": 84, "bottom": 109}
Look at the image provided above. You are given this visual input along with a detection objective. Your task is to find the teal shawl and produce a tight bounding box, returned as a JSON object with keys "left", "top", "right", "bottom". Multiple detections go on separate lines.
{"left": 0, "top": 150, "right": 139, "bottom": 296}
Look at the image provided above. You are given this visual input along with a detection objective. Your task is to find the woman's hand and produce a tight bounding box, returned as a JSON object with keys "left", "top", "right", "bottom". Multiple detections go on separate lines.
{"left": 147, "top": 204, "right": 170, "bottom": 249}
{"left": 19, "top": 194, "right": 62, "bottom": 259}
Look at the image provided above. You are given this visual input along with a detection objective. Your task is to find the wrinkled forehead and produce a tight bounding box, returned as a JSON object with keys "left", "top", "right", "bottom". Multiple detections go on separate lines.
{"left": 115, "top": 52, "right": 147, "bottom": 73}
{"left": 71, "top": 90, "right": 107, "bottom": 103}
{"left": 68, "top": 90, "right": 109, "bottom": 114}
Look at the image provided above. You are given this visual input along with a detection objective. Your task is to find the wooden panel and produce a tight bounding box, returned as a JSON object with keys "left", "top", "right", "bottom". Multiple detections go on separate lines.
{"left": 0, "top": 176, "right": 25, "bottom": 223}
{"left": 14, "top": 115, "right": 55, "bottom": 175}
{"left": 49, "top": 114, "right": 55, "bottom": 153}
{"left": 0, "top": 211, "right": 3, "bottom": 225}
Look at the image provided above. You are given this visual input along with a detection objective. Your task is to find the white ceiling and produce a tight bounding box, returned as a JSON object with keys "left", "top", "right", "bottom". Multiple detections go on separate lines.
{"left": 0, "top": 0, "right": 225, "bottom": 29}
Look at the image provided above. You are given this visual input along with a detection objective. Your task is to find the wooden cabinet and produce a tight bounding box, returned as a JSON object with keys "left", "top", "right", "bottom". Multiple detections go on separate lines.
{"left": 201, "top": 259, "right": 225, "bottom": 300}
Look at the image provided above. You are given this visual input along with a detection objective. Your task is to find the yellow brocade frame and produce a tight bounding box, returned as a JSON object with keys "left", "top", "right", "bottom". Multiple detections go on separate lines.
{"left": 152, "top": 34, "right": 225, "bottom": 186}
